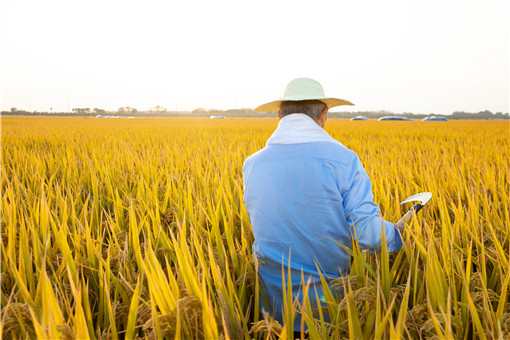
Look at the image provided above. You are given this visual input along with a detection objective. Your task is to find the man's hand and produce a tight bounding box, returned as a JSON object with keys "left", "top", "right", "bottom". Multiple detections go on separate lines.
{"left": 395, "top": 207, "right": 416, "bottom": 233}
{"left": 394, "top": 221, "right": 405, "bottom": 233}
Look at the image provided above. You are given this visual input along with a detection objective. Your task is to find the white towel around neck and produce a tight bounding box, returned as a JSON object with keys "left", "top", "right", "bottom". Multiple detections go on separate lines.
{"left": 266, "top": 113, "right": 344, "bottom": 147}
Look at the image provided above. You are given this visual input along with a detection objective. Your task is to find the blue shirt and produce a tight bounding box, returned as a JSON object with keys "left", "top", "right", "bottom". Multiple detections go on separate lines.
{"left": 242, "top": 114, "right": 403, "bottom": 329}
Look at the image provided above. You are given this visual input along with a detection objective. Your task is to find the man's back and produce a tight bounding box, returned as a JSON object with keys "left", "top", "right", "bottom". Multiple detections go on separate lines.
{"left": 243, "top": 114, "right": 402, "bottom": 328}
{"left": 244, "top": 142, "right": 356, "bottom": 281}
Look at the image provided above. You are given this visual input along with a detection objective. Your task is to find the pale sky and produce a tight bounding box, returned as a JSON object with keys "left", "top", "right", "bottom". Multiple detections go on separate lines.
{"left": 1, "top": 0, "right": 508, "bottom": 114}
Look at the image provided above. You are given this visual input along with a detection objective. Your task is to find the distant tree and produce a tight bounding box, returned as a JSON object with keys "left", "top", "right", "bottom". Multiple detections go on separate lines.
{"left": 192, "top": 108, "right": 208, "bottom": 116}
{"left": 117, "top": 107, "right": 137, "bottom": 114}
{"left": 478, "top": 110, "right": 493, "bottom": 115}
{"left": 94, "top": 108, "right": 106, "bottom": 114}
{"left": 10, "top": 107, "right": 17, "bottom": 113}
{"left": 152, "top": 106, "right": 167, "bottom": 113}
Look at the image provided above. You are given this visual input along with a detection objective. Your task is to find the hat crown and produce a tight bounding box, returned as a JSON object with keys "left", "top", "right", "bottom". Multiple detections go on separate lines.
{"left": 253, "top": 77, "right": 353, "bottom": 112}
{"left": 282, "top": 78, "right": 326, "bottom": 101}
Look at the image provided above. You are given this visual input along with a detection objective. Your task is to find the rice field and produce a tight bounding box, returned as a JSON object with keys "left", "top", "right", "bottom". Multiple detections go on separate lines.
{"left": 1, "top": 116, "right": 509, "bottom": 339}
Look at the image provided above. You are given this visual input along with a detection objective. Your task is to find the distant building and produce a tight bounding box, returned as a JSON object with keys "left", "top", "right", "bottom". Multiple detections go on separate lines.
{"left": 210, "top": 116, "right": 225, "bottom": 119}
{"left": 73, "top": 108, "right": 91, "bottom": 114}
{"left": 351, "top": 116, "right": 368, "bottom": 121}
{"left": 378, "top": 116, "right": 414, "bottom": 121}
{"left": 422, "top": 116, "right": 448, "bottom": 121}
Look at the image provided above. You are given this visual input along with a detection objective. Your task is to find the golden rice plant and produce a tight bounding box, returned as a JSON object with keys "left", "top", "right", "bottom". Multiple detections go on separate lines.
{"left": 1, "top": 116, "right": 509, "bottom": 339}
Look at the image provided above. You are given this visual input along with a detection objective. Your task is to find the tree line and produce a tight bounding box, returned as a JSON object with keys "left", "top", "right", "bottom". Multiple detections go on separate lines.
{"left": 3, "top": 107, "right": 509, "bottom": 120}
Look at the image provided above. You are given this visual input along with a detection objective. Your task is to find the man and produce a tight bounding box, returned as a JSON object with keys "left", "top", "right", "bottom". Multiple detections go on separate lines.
{"left": 243, "top": 78, "right": 404, "bottom": 330}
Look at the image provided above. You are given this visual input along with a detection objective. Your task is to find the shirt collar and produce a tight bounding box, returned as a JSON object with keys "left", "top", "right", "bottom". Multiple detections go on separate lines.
{"left": 266, "top": 113, "right": 343, "bottom": 147}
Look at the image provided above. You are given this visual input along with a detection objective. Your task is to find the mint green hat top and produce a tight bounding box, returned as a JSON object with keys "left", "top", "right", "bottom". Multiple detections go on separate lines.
{"left": 254, "top": 77, "right": 354, "bottom": 112}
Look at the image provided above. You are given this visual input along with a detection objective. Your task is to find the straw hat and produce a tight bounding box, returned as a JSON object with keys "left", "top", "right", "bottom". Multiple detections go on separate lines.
{"left": 254, "top": 78, "right": 354, "bottom": 112}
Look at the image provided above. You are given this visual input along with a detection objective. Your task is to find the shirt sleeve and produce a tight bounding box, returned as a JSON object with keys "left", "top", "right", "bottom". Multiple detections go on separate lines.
{"left": 342, "top": 155, "right": 403, "bottom": 252}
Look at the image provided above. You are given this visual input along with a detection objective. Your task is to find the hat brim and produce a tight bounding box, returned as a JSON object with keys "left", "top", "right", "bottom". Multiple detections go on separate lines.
{"left": 254, "top": 97, "right": 354, "bottom": 112}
